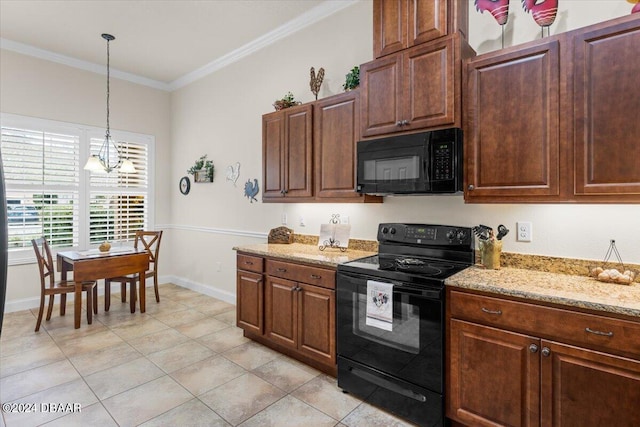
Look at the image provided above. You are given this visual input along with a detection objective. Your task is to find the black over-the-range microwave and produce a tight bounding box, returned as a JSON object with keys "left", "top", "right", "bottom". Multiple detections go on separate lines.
{"left": 356, "top": 127, "right": 463, "bottom": 195}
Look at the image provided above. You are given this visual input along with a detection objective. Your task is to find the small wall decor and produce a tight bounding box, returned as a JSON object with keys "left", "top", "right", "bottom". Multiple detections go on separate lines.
{"left": 244, "top": 178, "right": 259, "bottom": 203}
{"left": 179, "top": 176, "right": 191, "bottom": 195}
{"left": 474, "top": 0, "right": 510, "bottom": 47}
{"left": 318, "top": 214, "right": 350, "bottom": 252}
{"left": 522, "top": 0, "right": 558, "bottom": 37}
{"left": 226, "top": 162, "right": 241, "bottom": 186}
{"left": 273, "top": 92, "right": 301, "bottom": 111}
{"left": 187, "top": 155, "right": 214, "bottom": 182}
{"left": 309, "top": 66, "right": 325, "bottom": 100}
{"left": 343, "top": 66, "right": 360, "bottom": 91}
{"left": 630, "top": 0, "right": 640, "bottom": 14}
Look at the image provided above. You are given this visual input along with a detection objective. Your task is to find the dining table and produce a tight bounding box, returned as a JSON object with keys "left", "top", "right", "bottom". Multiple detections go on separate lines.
{"left": 56, "top": 247, "right": 150, "bottom": 329}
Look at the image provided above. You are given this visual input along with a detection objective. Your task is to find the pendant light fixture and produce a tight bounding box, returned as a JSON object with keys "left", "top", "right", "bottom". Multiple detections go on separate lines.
{"left": 84, "top": 33, "right": 136, "bottom": 174}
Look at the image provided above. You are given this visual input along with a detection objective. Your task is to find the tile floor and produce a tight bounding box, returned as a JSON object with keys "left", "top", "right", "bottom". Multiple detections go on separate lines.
{"left": 0, "top": 284, "right": 416, "bottom": 427}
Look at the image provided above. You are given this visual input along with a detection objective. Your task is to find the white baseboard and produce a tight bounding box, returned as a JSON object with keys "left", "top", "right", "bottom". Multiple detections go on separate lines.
{"left": 4, "top": 276, "right": 236, "bottom": 313}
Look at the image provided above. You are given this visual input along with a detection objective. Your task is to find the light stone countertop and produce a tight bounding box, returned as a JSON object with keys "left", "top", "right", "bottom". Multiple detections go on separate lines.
{"left": 446, "top": 266, "right": 640, "bottom": 319}
{"left": 233, "top": 243, "right": 376, "bottom": 268}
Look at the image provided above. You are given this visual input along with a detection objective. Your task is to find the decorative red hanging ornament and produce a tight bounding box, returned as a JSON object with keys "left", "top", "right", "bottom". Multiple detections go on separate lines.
{"left": 522, "top": 0, "right": 558, "bottom": 37}
{"left": 475, "top": 0, "right": 510, "bottom": 47}
{"left": 629, "top": 0, "right": 640, "bottom": 14}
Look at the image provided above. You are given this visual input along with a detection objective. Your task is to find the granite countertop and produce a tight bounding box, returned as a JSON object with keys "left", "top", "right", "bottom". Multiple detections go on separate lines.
{"left": 233, "top": 243, "right": 376, "bottom": 268}
{"left": 446, "top": 266, "right": 640, "bottom": 319}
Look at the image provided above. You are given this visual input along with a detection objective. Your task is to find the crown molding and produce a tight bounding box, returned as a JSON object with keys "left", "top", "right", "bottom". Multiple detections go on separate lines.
{"left": 0, "top": 38, "right": 172, "bottom": 91}
{"left": 1, "top": 0, "right": 358, "bottom": 93}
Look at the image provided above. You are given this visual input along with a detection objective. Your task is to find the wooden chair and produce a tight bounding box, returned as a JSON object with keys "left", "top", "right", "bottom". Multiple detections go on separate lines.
{"left": 31, "top": 237, "right": 97, "bottom": 332}
{"left": 104, "top": 230, "right": 163, "bottom": 312}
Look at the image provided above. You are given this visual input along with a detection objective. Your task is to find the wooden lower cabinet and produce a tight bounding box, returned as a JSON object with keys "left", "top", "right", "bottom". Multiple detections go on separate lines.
{"left": 447, "top": 289, "right": 640, "bottom": 427}
{"left": 236, "top": 253, "right": 337, "bottom": 375}
{"left": 236, "top": 254, "right": 264, "bottom": 334}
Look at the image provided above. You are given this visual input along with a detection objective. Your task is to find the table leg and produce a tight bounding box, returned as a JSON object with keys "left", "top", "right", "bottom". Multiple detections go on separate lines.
{"left": 139, "top": 271, "right": 146, "bottom": 313}
{"left": 74, "top": 281, "right": 82, "bottom": 329}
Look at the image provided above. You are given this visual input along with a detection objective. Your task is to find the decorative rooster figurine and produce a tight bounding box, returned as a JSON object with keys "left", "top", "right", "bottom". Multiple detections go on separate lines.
{"left": 475, "top": 0, "right": 510, "bottom": 25}
{"left": 475, "top": 0, "right": 510, "bottom": 47}
{"left": 521, "top": 0, "right": 558, "bottom": 37}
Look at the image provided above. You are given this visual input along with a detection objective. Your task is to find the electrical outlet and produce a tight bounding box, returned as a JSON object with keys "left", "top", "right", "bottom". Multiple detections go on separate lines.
{"left": 517, "top": 221, "right": 532, "bottom": 242}
{"left": 281, "top": 213, "right": 287, "bottom": 225}
{"left": 299, "top": 216, "right": 305, "bottom": 227}
{"left": 340, "top": 216, "right": 350, "bottom": 224}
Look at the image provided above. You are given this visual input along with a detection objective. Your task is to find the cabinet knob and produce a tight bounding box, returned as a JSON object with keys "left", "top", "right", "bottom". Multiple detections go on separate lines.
{"left": 401, "top": 120, "right": 409, "bottom": 126}
{"left": 290, "top": 286, "right": 297, "bottom": 291}
{"left": 541, "top": 347, "right": 551, "bottom": 357}
{"left": 396, "top": 121, "right": 402, "bottom": 126}
{"left": 468, "top": 184, "right": 475, "bottom": 191}
{"left": 529, "top": 344, "right": 539, "bottom": 353}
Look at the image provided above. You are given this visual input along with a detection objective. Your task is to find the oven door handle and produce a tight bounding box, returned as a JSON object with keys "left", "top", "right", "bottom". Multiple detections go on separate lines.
{"left": 393, "top": 285, "right": 441, "bottom": 300}
{"left": 349, "top": 366, "right": 427, "bottom": 402}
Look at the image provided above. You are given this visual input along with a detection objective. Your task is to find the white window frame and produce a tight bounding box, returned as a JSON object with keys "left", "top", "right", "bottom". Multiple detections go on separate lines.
{"left": 1, "top": 113, "right": 155, "bottom": 266}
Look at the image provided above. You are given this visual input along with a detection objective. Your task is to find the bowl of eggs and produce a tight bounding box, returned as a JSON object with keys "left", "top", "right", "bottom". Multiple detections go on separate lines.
{"left": 590, "top": 267, "right": 636, "bottom": 285}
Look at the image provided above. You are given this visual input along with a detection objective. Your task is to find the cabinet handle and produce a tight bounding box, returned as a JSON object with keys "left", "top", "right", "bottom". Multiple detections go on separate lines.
{"left": 244, "top": 261, "right": 254, "bottom": 265}
{"left": 290, "top": 286, "right": 297, "bottom": 291}
{"left": 541, "top": 347, "right": 551, "bottom": 357}
{"left": 481, "top": 307, "right": 502, "bottom": 315}
{"left": 296, "top": 286, "right": 302, "bottom": 292}
{"left": 277, "top": 268, "right": 287, "bottom": 272}
{"left": 529, "top": 344, "right": 538, "bottom": 353}
{"left": 468, "top": 184, "right": 475, "bottom": 191}
{"left": 310, "top": 274, "right": 321, "bottom": 279}
{"left": 585, "top": 327, "right": 614, "bottom": 337}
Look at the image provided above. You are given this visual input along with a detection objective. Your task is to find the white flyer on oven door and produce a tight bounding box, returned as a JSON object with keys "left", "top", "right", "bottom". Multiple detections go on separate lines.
{"left": 366, "top": 280, "right": 393, "bottom": 331}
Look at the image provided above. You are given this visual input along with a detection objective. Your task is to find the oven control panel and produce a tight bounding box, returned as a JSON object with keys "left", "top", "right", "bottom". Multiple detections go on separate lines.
{"left": 378, "top": 223, "right": 473, "bottom": 246}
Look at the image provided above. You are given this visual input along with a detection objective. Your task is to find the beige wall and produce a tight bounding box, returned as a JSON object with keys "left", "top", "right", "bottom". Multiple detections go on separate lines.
{"left": 2, "top": 0, "right": 638, "bottom": 310}
{"left": 0, "top": 49, "right": 172, "bottom": 305}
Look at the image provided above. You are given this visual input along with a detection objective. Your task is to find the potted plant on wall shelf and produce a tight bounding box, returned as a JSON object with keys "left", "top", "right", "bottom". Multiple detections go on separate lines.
{"left": 188, "top": 155, "right": 214, "bottom": 183}
{"left": 343, "top": 66, "right": 360, "bottom": 91}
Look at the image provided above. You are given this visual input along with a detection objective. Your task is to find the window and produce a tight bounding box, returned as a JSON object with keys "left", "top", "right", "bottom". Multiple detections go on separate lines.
{"left": 1, "top": 114, "right": 154, "bottom": 264}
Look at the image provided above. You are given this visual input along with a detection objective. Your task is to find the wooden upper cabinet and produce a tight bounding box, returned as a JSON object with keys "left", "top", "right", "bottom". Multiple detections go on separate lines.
{"left": 314, "top": 91, "right": 382, "bottom": 202}
{"left": 573, "top": 17, "right": 640, "bottom": 200}
{"left": 465, "top": 38, "right": 562, "bottom": 202}
{"left": 373, "top": 0, "right": 467, "bottom": 58}
{"left": 362, "top": 33, "right": 469, "bottom": 138}
{"left": 262, "top": 104, "right": 313, "bottom": 202}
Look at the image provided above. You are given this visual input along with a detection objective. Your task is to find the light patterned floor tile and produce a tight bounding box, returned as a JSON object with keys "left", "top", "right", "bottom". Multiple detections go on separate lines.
{"left": 84, "top": 357, "right": 165, "bottom": 399}
{"left": 0, "top": 333, "right": 57, "bottom": 358}
{"left": 239, "top": 395, "right": 337, "bottom": 427}
{"left": 292, "top": 374, "right": 362, "bottom": 421}
{"left": 341, "top": 401, "right": 417, "bottom": 427}
{"left": 191, "top": 299, "right": 236, "bottom": 316}
{"left": 170, "top": 356, "right": 246, "bottom": 396}
{"left": 221, "top": 341, "right": 281, "bottom": 370}
{"left": 102, "top": 376, "right": 192, "bottom": 426}
{"left": 68, "top": 342, "right": 140, "bottom": 376}
{"left": 153, "top": 309, "right": 207, "bottom": 327}
{"left": 56, "top": 329, "right": 125, "bottom": 357}
{"left": 110, "top": 316, "right": 170, "bottom": 340}
{"left": 139, "top": 398, "right": 230, "bottom": 427}
{"left": 0, "top": 342, "right": 66, "bottom": 378}
{"left": 0, "top": 360, "right": 81, "bottom": 403}
{"left": 197, "top": 326, "right": 249, "bottom": 353}
{"left": 174, "top": 317, "right": 229, "bottom": 339}
{"left": 148, "top": 340, "right": 214, "bottom": 373}
{"left": 252, "top": 357, "right": 319, "bottom": 392}
{"left": 127, "top": 328, "right": 190, "bottom": 355}
{"left": 213, "top": 310, "right": 236, "bottom": 326}
{"left": 199, "top": 373, "right": 285, "bottom": 425}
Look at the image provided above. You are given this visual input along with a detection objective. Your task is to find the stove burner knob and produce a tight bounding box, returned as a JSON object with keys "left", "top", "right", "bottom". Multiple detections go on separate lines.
{"left": 446, "top": 230, "right": 455, "bottom": 241}
{"left": 381, "top": 227, "right": 389, "bottom": 234}
{"left": 389, "top": 227, "right": 396, "bottom": 235}
{"left": 456, "top": 230, "right": 467, "bottom": 241}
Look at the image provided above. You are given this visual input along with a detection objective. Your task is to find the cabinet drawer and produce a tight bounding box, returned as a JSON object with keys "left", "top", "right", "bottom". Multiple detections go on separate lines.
{"left": 237, "top": 254, "right": 264, "bottom": 273}
{"left": 266, "top": 259, "right": 335, "bottom": 289}
{"left": 450, "top": 290, "right": 640, "bottom": 358}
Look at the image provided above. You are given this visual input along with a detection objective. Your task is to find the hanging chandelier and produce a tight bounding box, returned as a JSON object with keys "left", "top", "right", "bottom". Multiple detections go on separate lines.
{"left": 84, "top": 33, "right": 136, "bottom": 174}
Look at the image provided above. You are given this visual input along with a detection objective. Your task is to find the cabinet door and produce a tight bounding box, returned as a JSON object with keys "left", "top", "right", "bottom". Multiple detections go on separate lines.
{"left": 448, "top": 319, "right": 540, "bottom": 427}
{"left": 573, "top": 18, "right": 640, "bottom": 199}
{"left": 403, "top": 35, "right": 456, "bottom": 131}
{"left": 360, "top": 54, "right": 403, "bottom": 137}
{"left": 465, "top": 39, "right": 561, "bottom": 201}
{"left": 297, "top": 283, "right": 336, "bottom": 366}
{"left": 264, "top": 276, "right": 298, "bottom": 349}
{"left": 408, "top": 0, "right": 447, "bottom": 48}
{"left": 540, "top": 340, "right": 640, "bottom": 427}
{"left": 262, "top": 111, "right": 285, "bottom": 199}
{"left": 284, "top": 104, "right": 313, "bottom": 198}
{"left": 314, "top": 91, "right": 360, "bottom": 199}
{"left": 236, "top": 270, "right": 263, "bottom": 334}
{"left": 373, "top": 0, "right": 407, "bottom": 58}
